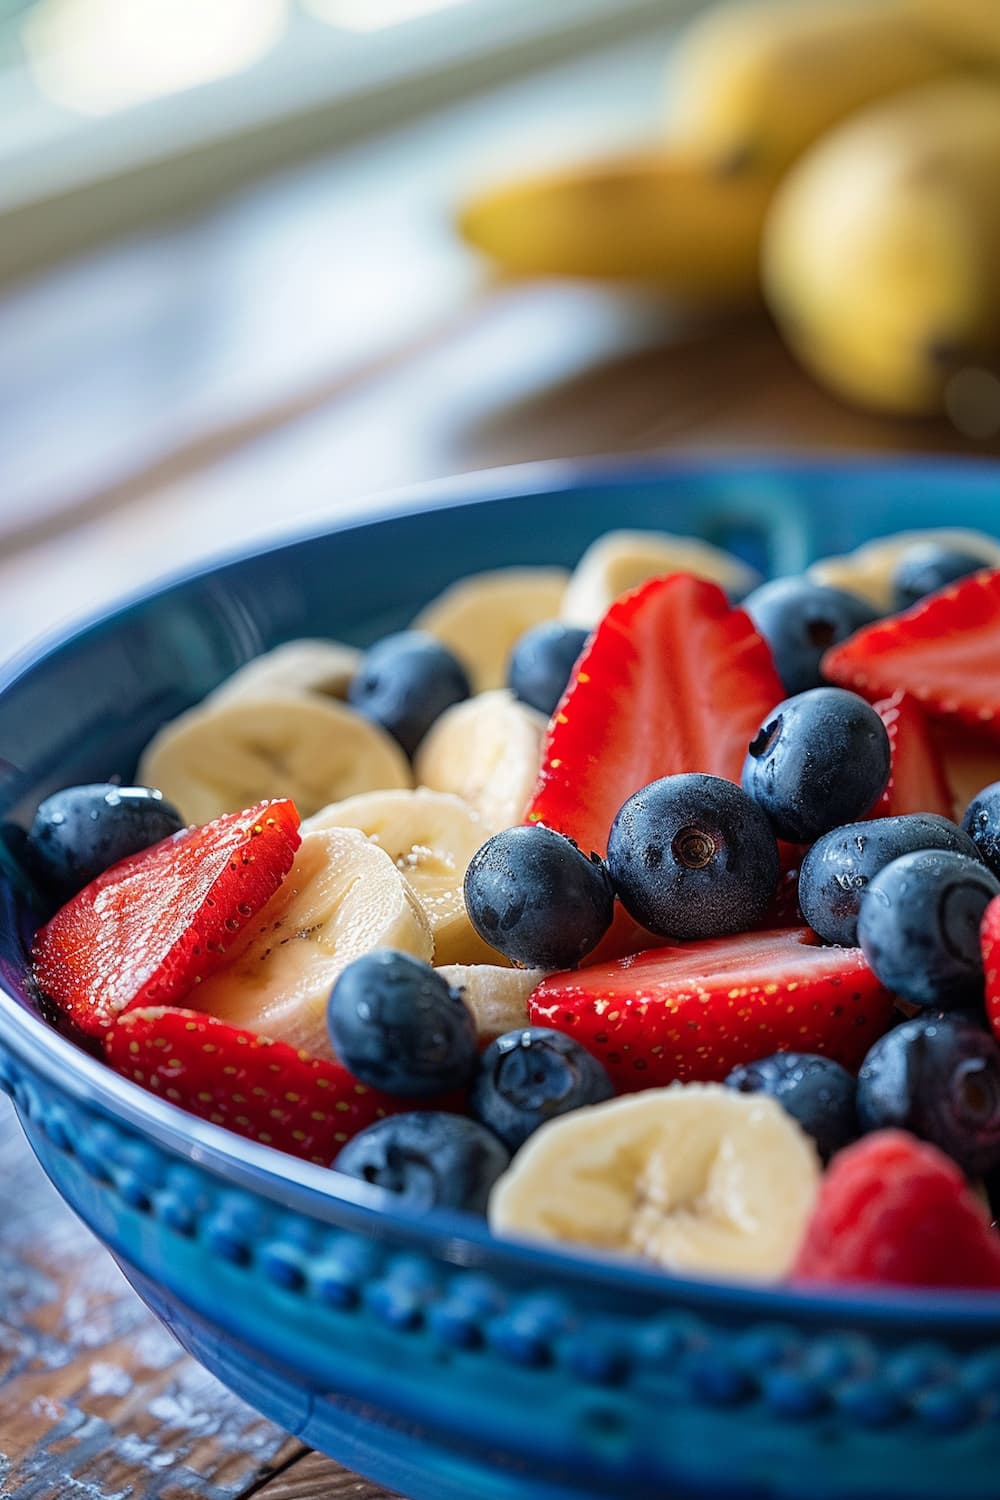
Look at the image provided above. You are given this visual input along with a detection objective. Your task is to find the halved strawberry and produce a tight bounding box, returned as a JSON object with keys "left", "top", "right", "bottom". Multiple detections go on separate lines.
{"left": 824, "top": 568, "right": 1000, "bottom": 743}
{"left": 982, "top": 894, "right": 1000, "bottom": 1043}
{"left": 526, "top": 574, "right": 784, "bottom": 858}
{"left": 33, "top": 800, "right": 300, "bottom": 1037}
{"left": 529, "top": 928, "right": 894, "bottom": 1091}
{"left": 106, "top": 1008, "right": 400, "bottom": 1164}
{"left": 869, "top": 690, "right": 954, "bottom": 819}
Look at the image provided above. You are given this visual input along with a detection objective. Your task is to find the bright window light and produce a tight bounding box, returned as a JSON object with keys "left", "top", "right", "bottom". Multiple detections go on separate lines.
{"left": 307, "top": 0, "right": 468, "bottom": 33}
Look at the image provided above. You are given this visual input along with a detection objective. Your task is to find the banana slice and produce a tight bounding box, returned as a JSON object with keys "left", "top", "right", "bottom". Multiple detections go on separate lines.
{"left": 489, "top": 1083, "right": 820, "bottom": 1282}
{"left": 414, "top": 689, "right": 547, "bottom": 834}
{"left": 437, "top": 963, "right": 548, "bottom": 1043}
{"left": 138, "top": 695, "right": 411, "bottom": 826}
{"left": 188, "top": 826, "right": 433, "bottom": 1058}
{"left": 412, "top": 567, "right": 569, "bottom": 692}
{"left": 304, "top": 787, "right": 503, "bottom": 966}
{"left": 207, "top": 639, "right": 362, "bottom": 706}
{"left": 561, "top": 530, "right": 758, "bottom": 627}
{"left": 809, "top": 529, "right": 1000, "bottom": 611}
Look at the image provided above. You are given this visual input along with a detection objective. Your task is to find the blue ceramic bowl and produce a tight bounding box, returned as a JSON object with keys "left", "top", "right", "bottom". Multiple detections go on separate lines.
{"left": 3, "top": 457, "right": 1000, "bottom": 1500}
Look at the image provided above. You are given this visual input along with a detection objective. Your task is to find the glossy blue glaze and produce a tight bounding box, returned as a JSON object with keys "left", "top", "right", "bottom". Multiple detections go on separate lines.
{"left": 3, "top": 457, "right": 1000, "bottom": 1500}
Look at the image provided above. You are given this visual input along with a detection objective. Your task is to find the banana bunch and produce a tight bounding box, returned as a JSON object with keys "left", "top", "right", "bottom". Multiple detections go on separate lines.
{"left": 458, "top": 0, "right": 1000, "bottom": 418}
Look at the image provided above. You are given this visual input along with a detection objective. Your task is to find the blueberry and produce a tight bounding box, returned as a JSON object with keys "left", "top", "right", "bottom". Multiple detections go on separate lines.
{"left": 743, "top": 577, "right": 878, "bottom": 696}
{"left": 333, "top": 1111, "right": 509, "bottom": 1214}
{"left": 606, "top": 773, "right": 778, "bottom": 940}
{"left": 742, "top": 688, "right": 891, "bottom": 844}
{"left": 507, "top": 622, "right": 590, "bottom": 717}
{"left": 348, "top": 631, "right": 470, "bottom": 757}
{"left": 962, "top": 781, "right": 1000, "bottom": 879}
{"left": 463, "top": 824, "right": 614, "bottom": 969}
{"left": 799, "top": 814, "right": 982, "bottom": 947}
{"left": 856, "top": 849, "right": 1000, "bottom": 1008}
{"left": 857, "top": 1013, "right": 1000, "bottom": 1177}
{"left": 28, "top": 783, "right": 185, "bottom": 900}
{"left": 470, "top": 1026, "right": 614, "bottom": 1152}
{"left": 328, "top": 950, "right": 477, "bottom": 1097}
{"left": 725, "top": 1053, "right": 857, "bottom": 1163}
{"left": 892, "top": 544, "right": 986, "bottom": 613}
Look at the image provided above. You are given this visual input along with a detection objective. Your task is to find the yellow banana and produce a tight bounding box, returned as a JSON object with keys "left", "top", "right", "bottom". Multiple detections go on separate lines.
{"left": 763, "top": 78, "right": 1000, "bottom": 416}
{"left": 667, "top": 0, "right": 949, "bottom": 172}
{"left": 459, "top": 150, "right": 776, "bottom": 303}
{"left": 908, "top": 0, "right": 1000, "bottom": 62}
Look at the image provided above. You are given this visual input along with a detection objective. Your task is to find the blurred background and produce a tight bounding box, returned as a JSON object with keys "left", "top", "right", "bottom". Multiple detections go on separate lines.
{"left": 2, "top": 0, "right": 999, "bottom": 658}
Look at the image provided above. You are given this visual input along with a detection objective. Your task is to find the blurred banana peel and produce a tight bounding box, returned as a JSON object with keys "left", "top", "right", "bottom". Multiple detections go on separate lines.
{"left": 457, "top": 0, "right": 1000, "bottom": 423}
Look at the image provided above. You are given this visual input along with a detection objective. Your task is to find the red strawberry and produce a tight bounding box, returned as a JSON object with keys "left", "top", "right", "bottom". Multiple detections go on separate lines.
{"left": 33, "top": 800, "right": 300, "bottom": 1037}
{"left": 868, "top": 690, "right": 954, "bottom": 819}
{"left": 106, "top": 1008, "right": 401, "bottom": 1164}
{"left": 823, "top": 568, "right": 1000, "bottom": 743}
{"left": 526, "top": 573, "right": 784, "bottom": 858}
{"left": 529, "top": 927, "right": 893, "bottom": 1091}
{"left": 793, "top": 1131, "right": 1000, "bottom": 1290}
{"left": 982, "top": 894, "right": 1000, "bottom": 1041}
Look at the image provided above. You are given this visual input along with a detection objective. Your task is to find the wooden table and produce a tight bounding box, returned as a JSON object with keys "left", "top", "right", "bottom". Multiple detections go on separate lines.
{"left": 3, "top": 21, "right": 1000, "bottom": 1500}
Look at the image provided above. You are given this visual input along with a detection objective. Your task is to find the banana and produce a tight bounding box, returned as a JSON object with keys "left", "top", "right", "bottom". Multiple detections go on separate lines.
{"left": 908, "top": 0, "right": 1000, "bottom": 62}
{"left": 303, "top": 788, "right": 504, "bottom": 966}
{"left": 138, "top": 694, "right": 411, "bottom": 826}
{"left": 932, "top": 726, "right": 1000, "bottom": 815}
{"left": 809, "top": 529, "right": 1000, "bottom": 610}
{"left": 562, "top": 529, "right": 757, "bottom": 627}
{"left": 667, "top": 0, "right": 948, "bottom": 173}
{"left": 412, "top": 567, "right": 568, "bottom": 693}
{"left": 188, "top": 825, "right": 433, "bottom": 1058}
{"left": 458, "top": 149, "right": 776, "bottom": 303}
{"left": 489, "top": 1083, "right": 820, "bottom": 1282}
{"left": 437, "top": 963, "right": 548, "bottom": 1042}
{"left": 208, "top": 639, "right": 362, "bottom": 706}
{"left": 763, "top": 79, "right": 1000, "bottom": 417}
{"left": 414, "top": 690, "right": 547, "bottom": 834}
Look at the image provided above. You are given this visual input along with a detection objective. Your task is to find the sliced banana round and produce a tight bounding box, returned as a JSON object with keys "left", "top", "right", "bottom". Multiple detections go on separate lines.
{"left": 188, "top": 825, "right": 433, "bottom": 1059}
{"left": 438, "top": 963, "right": 548, "bottom": 1043}
{"left": 304, "top": 787, "right": 503, "bottom": 966}
{"left": 809, "top": 529, "right": 1000, "bottom": 611}
{"left": 138, "top": 694, "right": 411, "bottom": 827}
{"left": 561, "top": 530, "right": 758, "bottom": 627}
{"left": 414, "top": 689, "right": 547, "bottom": 834}
{"left": 489, "top": 1083, "right": 820, "bottom": 1283}
{"left": 207, "top": 639, "right": 362, "bottom": 706}
{"left": 412, "top": 567, "right": 569, "bottom": 692}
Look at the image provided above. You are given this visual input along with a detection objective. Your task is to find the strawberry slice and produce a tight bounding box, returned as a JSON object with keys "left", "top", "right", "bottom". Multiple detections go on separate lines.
{"left": 526, "top": 574, "right": 784, "bottom": 858}
{"left": 982, "top": 894, "right": 1000, "bottom": 1042}
{"left": 529, "top": 928, "right": 894, "bottom": 1091}
{"left": 869, "top": 690, "right": 954, "bottom": 819}
{"left": 106, "top": 1008, "right": 401, "bottom": 1164}
{"left": 33, "top": 800, "right": 300, "bottom": 1037}
{"left": 793, "top": 1131, "right": 1000, "bottom": 1290}
{"left": 824, "top": 568, "right": 1000, "bottom": 743}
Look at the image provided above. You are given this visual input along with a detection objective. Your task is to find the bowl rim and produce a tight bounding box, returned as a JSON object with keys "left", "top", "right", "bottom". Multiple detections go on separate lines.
{"left": 5, "top": 450, "right": 1000, "bottom": 1328}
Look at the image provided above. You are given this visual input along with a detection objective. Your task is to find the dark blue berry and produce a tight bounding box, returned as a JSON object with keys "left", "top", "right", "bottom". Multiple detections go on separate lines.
{"left": 741, "top": 688, "right": 891, "bottom": 844}
{"left": 463, "top": 824, "right": 614, "bottom": 969}
{"left": 328, "top": 950, "right": 477, "bottom": 1097}
{"left": 333, "top": 1112, "right": 509, "bottom": 1215}
{"left": 725, "top": 1053, "right": 857, "bottom": 1163}
{"left": 962, "top": 781, "right": 1000, "bottom": 879}
{"left": 857, "top": 1013, "right": 1000, "bottom": 1177}
{"left": 470, "top": 1026, "right": 614, "bottom": 1151}
{"left": 28, "top": 783, "right": 184, "bottom": 901}
{"left": 892, "top": 544, "right": 986, "bottom": 613}
{"left": 798, "top": 814, "right": 982, "bottom": 947}
{"left": 348, "top": 631, "right": 469, "bottom": 757}
{"left": 607, "top": 773, "right": 778, "bottom": 940}
{"left": 856, "top": 849, "right": 1000, "bottom": 1007}
{"left": 743, "top": 577, "right": 878, "bottom": 696}
{"left": 507, "top": 622, "right": 589, "bottom": 717}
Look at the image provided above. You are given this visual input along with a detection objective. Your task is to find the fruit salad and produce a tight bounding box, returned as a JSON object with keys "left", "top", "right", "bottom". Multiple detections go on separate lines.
{"left": 19, "top": 524, "right": 1000, "bottom": 1294}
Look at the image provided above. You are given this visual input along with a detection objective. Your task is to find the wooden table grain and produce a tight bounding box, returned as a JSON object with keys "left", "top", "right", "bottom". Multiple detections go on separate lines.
{"left": 3, "top": 24, "right": 1000, "bottom": 1499}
